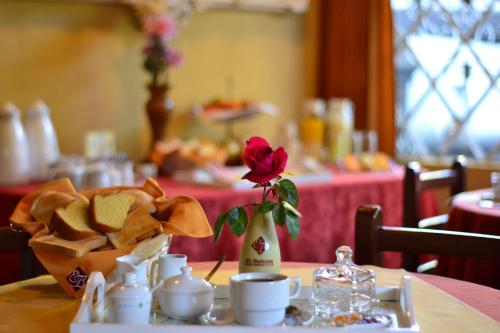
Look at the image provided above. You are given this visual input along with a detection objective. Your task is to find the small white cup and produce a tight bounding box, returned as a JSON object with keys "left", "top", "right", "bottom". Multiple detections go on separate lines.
{"left": 230, "top": 272, "right": 301, "bottom": 326}
{"left": 150, "top": 253, "right": 187, "bottom": 288}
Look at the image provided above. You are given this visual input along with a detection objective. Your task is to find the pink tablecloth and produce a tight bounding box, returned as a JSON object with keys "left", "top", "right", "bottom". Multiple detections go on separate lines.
{"left": 0, "top": 170, "right": 437, "bottom": 285}
{"left": 437, "top": 189, "right": 500, "bottom": 289}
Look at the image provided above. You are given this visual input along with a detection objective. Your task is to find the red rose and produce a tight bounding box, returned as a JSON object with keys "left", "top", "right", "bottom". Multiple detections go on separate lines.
{"left": 242, "top": 136, "right": 288, "bottom": 184}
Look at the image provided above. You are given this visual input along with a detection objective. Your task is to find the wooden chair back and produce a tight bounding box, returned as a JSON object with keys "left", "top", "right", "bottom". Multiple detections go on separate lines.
{"left": 0, "top": 226, "right": 45, "bottom": 282}
{"left": 403, "top": 156, "right": 467, "bottom": 271}
{"left": 355, "top": 205, "right": 500, "bottom": 270}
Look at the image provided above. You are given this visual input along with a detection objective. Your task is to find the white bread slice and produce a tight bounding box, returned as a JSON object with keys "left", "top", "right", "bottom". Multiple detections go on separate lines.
{"left": 29, "top": 234, "right": 107, "bottom": 257}
{"left": 30, "top": 190, "right": 89, "bottom": 223}
{"left": 51, "top": 200, "right": 98, "bottom": 240}
{"left": 89, "top": 193, "right": 135, "bottom": 233}
{"left": 106, "top": 206, "right": 163, "bottom": 248}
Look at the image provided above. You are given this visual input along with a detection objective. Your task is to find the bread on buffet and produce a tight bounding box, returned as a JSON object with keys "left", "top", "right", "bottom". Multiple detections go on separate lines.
{"left": 89, "top": 193, "right": 134, "bottom": 233}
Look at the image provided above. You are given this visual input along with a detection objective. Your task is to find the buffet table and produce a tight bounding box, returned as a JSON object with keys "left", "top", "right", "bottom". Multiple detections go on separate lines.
{"left": 0, "top": 170, "right": 438, "bottom": 284}
{"left": 0, "top": 262, "right": 498, "bottom": 333}
{"left": 437, "top": 189, "right": 500, "bottom": 289}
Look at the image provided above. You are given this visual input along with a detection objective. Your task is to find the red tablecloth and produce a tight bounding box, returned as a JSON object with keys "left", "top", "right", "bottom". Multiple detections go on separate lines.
{"left": 0, "top": 170, "right": 438, "bottom": 285}
{"left": 437, "top": 189, "right": 500, "bottom": 289}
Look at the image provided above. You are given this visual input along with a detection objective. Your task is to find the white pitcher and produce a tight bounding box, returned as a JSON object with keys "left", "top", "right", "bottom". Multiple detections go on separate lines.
{"left": 115, "top": 255, "right": 149, "bottom": 286}
{"left": 0, "top": 102, "right": 30, "bottom": 185}
{"left": 24, "top": 100, "right": 60, "bottom": 181}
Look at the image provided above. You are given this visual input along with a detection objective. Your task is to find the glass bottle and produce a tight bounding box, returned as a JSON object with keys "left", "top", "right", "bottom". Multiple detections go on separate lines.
{"left": 312, "top": 246, "right": 376, "bottom": 316}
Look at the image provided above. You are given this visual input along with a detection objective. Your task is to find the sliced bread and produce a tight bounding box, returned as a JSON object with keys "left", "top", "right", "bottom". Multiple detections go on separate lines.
{"left": 122, "top": 189, "right": 157, "bottom": 214}
{"left": 51, "top": 200, "right": 98, "bottom": 240}
{"left": 89, "top": 193, "right": 135, "bottom": 233}
{"left": 107, "top": 206, "right": 163, "bottom": 248}
{"left": 29, "top": 234, "right": 107, "bottom": 257}
{"left": 30, "top": 190, "right": 89, "bottom": 223}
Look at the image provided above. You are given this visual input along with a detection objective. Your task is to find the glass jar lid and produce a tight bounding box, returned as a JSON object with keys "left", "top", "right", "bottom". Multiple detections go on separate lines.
{"left": 314, "top": 246, "right": 375, "bottom": 284}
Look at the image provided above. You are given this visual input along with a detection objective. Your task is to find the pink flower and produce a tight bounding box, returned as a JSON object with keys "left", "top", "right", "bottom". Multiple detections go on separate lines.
{"left": 165, "top": 48, "right": 183, "bottom": 67}
{"left": 144, "top": 15, "right": 177, "bottom": 40}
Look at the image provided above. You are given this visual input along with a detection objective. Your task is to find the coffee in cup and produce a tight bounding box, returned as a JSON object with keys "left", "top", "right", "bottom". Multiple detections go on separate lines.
{"left": 230, "top": 272, "right": 301, "bottom": 326}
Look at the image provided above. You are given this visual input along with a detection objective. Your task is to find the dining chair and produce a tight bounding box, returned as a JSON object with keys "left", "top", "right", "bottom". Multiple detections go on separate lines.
{"left": 355, "top": 205, "right": 500, "bottom": 271}
{"left": 403, "top": 155, "right": 467, "bottom": 271}
{"left": 0, "top": 226, "right": 46, "bottom": 281}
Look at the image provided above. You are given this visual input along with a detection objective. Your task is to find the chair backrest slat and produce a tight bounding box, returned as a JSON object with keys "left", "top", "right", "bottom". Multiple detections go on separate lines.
{"left": 355, "top": 205, "right": 500, "bottom": 270}
{"left": 402, "top": 156, "right": 467, "bottom": 271}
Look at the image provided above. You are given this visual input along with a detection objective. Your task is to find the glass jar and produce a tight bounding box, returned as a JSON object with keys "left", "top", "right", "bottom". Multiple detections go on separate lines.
{"left": 325, "top": 98, "right": 354, "bottom": 162}
{"left": 312, "top": 246, "right": 376, "bottom": 316}
{"left": 299, "top": 98, "right": 326, "bottom": 161}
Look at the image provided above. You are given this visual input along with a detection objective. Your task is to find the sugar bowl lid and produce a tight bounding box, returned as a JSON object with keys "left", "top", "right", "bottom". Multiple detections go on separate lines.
{"left": 109, "top": 272, "right": 151, "bottom": 299}
{"left": 162, "top": 266, "right": 213, "bottom": 293}
{"left": 314, "top": 246, "right": 375, "bottom": 283}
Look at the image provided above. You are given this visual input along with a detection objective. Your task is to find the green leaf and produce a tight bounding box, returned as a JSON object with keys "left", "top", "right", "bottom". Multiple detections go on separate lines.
{"left": 258, "top": 200, "right": 276, "bottom": 214}
{"left": 227, "top": 207, "right": 248, "bottom": 237}
{"left": 213, "top": 212, "right": 228, "bottom": 243}
{"left": 285, "top": 210, "right": 300, "bottom": 239}
{"left": 282, "top": 201, "right": 302, "bottom": 218}
{"left": 272, "top": 204, "right": 286, "bottom": 227}
{"left": 277, "top": 179, "right": 299, "bottom": 207}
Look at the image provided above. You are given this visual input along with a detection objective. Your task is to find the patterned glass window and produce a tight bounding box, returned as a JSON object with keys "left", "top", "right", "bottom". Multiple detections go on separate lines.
{"left": 392, "top": 0, "right": 500, "bottom": 161}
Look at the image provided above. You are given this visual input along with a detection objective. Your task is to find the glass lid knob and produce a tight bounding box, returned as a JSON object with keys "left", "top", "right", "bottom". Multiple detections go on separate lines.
{"left": 335, "top": 246, "right": 353, "bottom": 263}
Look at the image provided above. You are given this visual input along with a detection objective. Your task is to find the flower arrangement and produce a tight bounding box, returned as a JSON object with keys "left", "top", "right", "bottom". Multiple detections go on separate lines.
{"left": 142, "top": 14, "right": 183, "bottom": 86}
{"left": 214, "top": 136, "right": 302, "bottom": 241}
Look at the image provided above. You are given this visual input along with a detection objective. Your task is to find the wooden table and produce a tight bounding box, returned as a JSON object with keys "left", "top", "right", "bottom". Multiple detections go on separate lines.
{"left": 0, "top": 262, "right": 498, "bottom": 333}
{"left": 437, "top": 189, "right": 500, "bottom": 289}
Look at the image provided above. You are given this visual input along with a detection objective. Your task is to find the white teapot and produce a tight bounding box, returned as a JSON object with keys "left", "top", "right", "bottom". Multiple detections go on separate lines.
{"left": 152, "top": 266, "right": 215, "bottom": 320}
{"left": 108, "top": 272, "right": 152, "bottom": 324}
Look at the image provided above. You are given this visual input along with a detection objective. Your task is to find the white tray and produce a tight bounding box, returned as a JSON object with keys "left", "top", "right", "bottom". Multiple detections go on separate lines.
{"left": 71, "top": 273, "right": 419, "bottom": 333}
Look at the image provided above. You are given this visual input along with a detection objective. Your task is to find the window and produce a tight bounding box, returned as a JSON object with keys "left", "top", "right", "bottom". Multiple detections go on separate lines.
{"left": 392, "top": 0, "right": 500, "bottom": 162}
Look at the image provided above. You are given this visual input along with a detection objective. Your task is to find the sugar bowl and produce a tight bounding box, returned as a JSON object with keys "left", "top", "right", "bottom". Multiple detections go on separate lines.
{"left": 152, "top": 266, "right": 215, "bottom": 320}
{"left": 108, "top": 272, "right": 152, "bottom": 324}
{"left": 312, "top": 246, "right": 376, "bottom": 315}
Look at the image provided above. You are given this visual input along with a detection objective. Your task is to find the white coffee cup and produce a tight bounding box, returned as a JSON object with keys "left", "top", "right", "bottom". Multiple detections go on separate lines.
{"left": 230, "top": 272, "right": 301, "bottom": 326}
{"left": 150, "top": 253, "right": 187, "bottom": 288}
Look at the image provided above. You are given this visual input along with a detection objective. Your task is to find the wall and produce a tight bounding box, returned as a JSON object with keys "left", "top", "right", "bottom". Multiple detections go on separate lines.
{"left": 0, "top": 1, "right": 317, "bottom": 161}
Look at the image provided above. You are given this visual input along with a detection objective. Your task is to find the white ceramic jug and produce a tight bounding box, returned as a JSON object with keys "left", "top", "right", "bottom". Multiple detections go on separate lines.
{"left": 0, "top": 102, "right": 30, "bottom": 185}
{"left": 115, "top": 255, "right": 149, "bottom": 286}
{"left": 24, "top": 100, "right": 60, "bottom": 181}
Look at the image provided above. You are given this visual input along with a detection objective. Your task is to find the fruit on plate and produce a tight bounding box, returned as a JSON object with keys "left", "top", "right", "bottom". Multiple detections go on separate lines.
{"left": 203, "top": 98, "right": 256, "bottom": 112}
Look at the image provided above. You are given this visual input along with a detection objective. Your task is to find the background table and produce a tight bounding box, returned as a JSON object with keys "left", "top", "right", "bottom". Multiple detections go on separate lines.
{"left": 437, "top": 189, "right": 500, "bottom": 289}
{"left": 0, "top": 262, "right": 498, "bottom": 333}
{"left": 0, "top": 170, "right": 437, "bottom": 285}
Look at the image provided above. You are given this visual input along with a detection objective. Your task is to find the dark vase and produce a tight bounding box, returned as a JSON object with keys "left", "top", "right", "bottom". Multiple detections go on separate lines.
{"left": 146, "top": 84, "right": 174, "bottom": 148}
